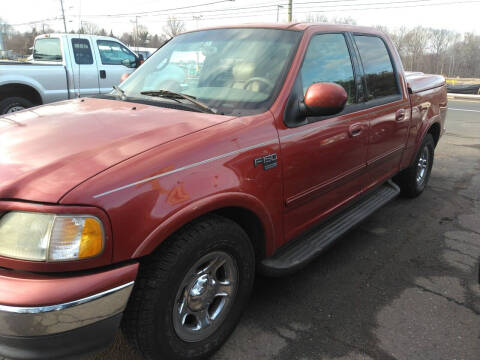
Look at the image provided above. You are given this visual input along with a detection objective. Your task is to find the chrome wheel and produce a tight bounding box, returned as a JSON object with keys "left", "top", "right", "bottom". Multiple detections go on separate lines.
{"left": 416, "top": 146, "right": 429, "bottom": 185}
{"left": 6, "top": 105, "right": 25, "bottom": 113}
{"left": 173, "top": 251, "right": 238, "bottom": 342}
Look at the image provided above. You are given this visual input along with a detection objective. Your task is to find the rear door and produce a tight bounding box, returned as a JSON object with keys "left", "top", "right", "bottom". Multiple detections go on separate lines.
{"left": 93, "top": 39, "right": 137, "bottom": 93}
{"left": 352, "top": 34, "right": 411, "bottom": 186}
{"left": 67, "top": 36, "right": 100, "bottom": 96}
{"left": 278, "top": 32, "right": 370, "bottom": 243}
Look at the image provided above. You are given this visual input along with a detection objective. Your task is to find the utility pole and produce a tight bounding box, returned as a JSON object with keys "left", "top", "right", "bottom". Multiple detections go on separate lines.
{"left": 288, "top": 0, "right": 292, "bottom": 22}
{"left": 131, "top": 16, "right": 139, "bottom": 48}
{"left": 59, "top": 0, "right": 67, "bottom": 32}
{"left": 135, "top": 16, "right": 138, "bottom": 48}
{"left": 276, "top": 5, "right": 284, "bottom": 23}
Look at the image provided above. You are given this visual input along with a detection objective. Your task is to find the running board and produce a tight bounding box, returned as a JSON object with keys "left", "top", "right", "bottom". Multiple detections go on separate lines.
{"left": 260, "top": 180, "right": 400, "bottom": 276}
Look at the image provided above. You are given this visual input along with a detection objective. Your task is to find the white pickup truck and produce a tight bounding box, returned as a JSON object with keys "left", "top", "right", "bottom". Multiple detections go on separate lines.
{"left": 0, "top": 33, "right": 141, "bottom": 114}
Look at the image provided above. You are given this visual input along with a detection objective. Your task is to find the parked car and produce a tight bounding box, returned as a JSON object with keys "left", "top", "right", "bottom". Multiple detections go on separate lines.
{"left": 131, "top": 46, "right": 158, "bottom": 59}
{"left": 0, "top": 33, "right": 141, "bottom": 114}
{"left": 0, "top": 23, "right": 447, "bottom": 360}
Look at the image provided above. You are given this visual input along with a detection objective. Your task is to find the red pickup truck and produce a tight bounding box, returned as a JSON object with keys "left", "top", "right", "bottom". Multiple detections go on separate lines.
{"left": 0, "top": 23, "right": 447, "bottom": 360}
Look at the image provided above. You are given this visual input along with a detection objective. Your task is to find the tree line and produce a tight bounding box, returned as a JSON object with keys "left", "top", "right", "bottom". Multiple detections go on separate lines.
{"left": 1, "top": 15, "right": 479, "bottom": 78}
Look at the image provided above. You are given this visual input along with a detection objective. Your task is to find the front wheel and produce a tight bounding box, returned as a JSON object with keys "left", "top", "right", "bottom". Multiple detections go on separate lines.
{"left": 395, "top": 134, "right": 435, "bottom": 198}
{"left": 122, "top": 215, "right": 255, "bottom": 360}
{"left": 0, "top": 97, "right": 34, "bottom": 115}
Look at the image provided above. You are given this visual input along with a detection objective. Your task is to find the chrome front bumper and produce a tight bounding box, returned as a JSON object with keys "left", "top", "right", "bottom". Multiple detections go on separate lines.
{"left": 0, "top": 281, "right": 134, "bottom": 337}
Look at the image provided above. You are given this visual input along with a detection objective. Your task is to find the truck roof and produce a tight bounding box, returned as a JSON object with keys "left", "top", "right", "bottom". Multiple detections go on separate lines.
{"left": 34, "top": 33, "right": 123, "bottom": 42}
{"left": 185, "top": 23, "right": 385, "bottom": 35}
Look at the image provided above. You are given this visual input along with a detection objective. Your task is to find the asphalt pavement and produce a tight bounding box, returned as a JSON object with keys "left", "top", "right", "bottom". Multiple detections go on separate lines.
{"left": 90, "top": 99, "right": 480, "bottom": 360}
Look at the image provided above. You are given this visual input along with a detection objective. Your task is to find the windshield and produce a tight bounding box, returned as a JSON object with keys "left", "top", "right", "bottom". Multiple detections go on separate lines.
{"left": 119, "top": 28, "right": 301, "bottom": 115}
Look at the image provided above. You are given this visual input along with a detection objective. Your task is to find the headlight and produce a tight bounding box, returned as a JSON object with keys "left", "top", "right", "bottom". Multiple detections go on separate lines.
{"left": 0, "top": 212, "right": 104, "bottom": 261}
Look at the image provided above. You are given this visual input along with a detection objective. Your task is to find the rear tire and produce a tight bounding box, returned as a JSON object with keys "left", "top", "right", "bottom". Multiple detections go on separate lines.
{"left": 395, "top": 134, "right": 435, "bottom": 198}
{"left": 122, "top": 215, "right": 255, "bottom": 360}
{"left": 0, "top": 97, "right": 34, "bottom": 114}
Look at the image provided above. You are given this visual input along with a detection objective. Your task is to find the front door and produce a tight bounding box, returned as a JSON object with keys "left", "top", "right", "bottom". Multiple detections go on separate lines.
{"left": 278, "top": 33, "right": 370, "bottom": 243}
{"left": 94, "top": 39, "right": 137, "bottom": 93}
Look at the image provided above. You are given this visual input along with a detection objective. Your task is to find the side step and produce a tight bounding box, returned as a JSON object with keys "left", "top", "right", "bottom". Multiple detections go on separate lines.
{"left": 260, "top": 180, "right": 400, "bottom": 276}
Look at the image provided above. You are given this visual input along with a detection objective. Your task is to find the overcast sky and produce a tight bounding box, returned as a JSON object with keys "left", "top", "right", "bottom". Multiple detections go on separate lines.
{"left": 3, "top": 0, "right": 480, "bottom": 36}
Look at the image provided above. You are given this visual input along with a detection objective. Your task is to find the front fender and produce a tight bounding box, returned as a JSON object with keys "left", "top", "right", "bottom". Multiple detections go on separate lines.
{"left": 132, "top": 192, "right": 276, "bottom": 258}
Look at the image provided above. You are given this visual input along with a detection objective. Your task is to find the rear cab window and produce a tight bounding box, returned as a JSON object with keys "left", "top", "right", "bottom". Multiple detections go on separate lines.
{"left": 71, "top": 38, "right": 94, "bottom": 65}
{"left": 353, "top": 35, "right": 400, "bottom": 103}
{"left": 33, "top": 38, "right": 62, "bottom": 62}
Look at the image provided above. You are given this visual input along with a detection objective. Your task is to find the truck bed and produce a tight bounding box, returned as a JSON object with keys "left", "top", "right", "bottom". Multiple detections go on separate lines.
{"left": 405, "top": 72, "right": 445, "bottom": 94}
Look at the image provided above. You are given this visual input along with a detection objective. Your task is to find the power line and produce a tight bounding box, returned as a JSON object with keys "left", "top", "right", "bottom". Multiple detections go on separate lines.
{"left": 9, "top": 0, "right": 480, "bottom": 29}
{"left": 73, "top": 0, "right": 480, "bottom": 20}
{"left": 81, "top": 0, "right": 236, "bottom": 17}
{"left": 77, "top": 0, "right": 480, "bottom": 22}
{"left": 139, "top": 0, "right": 480, "bottom": 22}
{"left": 10, "top": 17, "right": 62, "bottom": 26}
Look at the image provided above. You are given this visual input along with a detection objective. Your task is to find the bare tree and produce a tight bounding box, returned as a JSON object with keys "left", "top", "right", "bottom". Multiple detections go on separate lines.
{"left": 389, "top": 26, "right": 409, "bottom": 60}
{"left": 150, "top": 33, "right": 167, "bottom": 48}
{"left": 404, "top": 26, "right": 429, "bottom": 71}
{"left": 304, "top": 14, "right": 328, "bottom": 23}
{"left": 163, "top": 17, "right": 185, "bottom": 38}
{"left": 330, "top": 16, "right": 357, "bottom": 25}
{"left": 120, "top": 32, "right": 134, "bottom": 46}
{"left": 429, "top": 28, "right": 454, "bottom": 74}
{"left": 79, "top": 21, "right": 100, "bottom": 35}
{"left": 136, "top": 25, "right": 150, "bottom": 47}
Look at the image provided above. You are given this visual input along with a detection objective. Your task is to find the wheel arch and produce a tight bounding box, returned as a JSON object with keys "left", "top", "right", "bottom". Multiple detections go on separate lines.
{"left": 131, "top": 192, "right": 276, "bottom": 263}
{"left": 427, "top": 121, "right": 441, "bottom": 147}
{"left": 0, "top": 83, "right": 43, "bottom": 106}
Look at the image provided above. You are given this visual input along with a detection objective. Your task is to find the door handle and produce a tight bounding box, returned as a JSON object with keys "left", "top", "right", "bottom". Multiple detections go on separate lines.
{"left": 348, "top": 123, "right": 363, "bottom": 137}
{"left": 100, "top": 70, "right": 106, "bottom": 79}
{"left": 395, "top": 109, "right": 406, "bottom": 121}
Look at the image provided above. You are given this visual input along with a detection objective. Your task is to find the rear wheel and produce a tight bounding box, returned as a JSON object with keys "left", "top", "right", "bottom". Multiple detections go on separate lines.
{"left": 395, "top": 134, "right": 435, "bottom": 198}
{"left": 0, "top": 97, "right": 34, "bottom": 114}
{"left": 122, "top": 215, "right": 255, "bottom": 360}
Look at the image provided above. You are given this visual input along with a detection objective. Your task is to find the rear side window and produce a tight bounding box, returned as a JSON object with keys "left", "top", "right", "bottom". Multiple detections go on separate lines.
{"left": 300, "top": 33, "right": 356, "bottom": 105}
{"left": 97, "top": 40, "right": 137, "bottom": 67}
{"left": 354, "top": 35, "right": 399, "bottom": 100}
{"left": 33, "top": 38, "right": 62, "bottom": 62}
{"left": 71, "top": 38, "right": 93, "bottom": 65}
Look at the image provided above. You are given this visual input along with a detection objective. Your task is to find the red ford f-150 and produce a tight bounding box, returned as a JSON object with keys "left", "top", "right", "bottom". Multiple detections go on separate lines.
{"left": 0, "top": 23, "right": 447, "bottom": 360}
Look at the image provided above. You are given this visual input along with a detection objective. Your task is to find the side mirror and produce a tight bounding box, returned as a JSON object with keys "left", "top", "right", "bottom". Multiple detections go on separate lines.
{"left": 121, "top": 58, "right": 133, "bottom": 68}
{"left": 135, "top": 54, "right": 144, "bottom": 68}
{"left": 302, "top": 82, "right": 348, "bottom": 117}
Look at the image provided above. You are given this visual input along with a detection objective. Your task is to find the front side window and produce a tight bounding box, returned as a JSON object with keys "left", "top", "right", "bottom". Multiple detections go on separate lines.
{"left": 33, "top": 38, "right": 62, "bottom": 62}
{"left": 119, "top": 28, "right": 302, "bottom": 115}
{"left": 300, "top": 33, "right": 356, "bottom": 105}
{"left": 97, "top": 40, "right": 137, "bottom": 67}
{"left": 354, "top": 35, "right": 399, "bottom": 100}
{"left": 71, "top": 38, "right": 93, "bottom": 65}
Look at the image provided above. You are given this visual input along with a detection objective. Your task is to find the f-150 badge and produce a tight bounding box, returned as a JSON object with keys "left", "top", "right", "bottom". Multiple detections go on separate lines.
{"left": 254, "top": 153, "right": 278, "bottom": 170}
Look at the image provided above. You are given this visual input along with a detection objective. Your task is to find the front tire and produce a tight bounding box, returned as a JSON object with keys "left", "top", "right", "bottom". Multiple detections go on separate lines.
{"left": 0, "top": 97, "right": 34, "bottom": 114}
{"left": 395, "top": 134, "right": 435, "bottom": 198}
{"left": 122, "top": 215, "right": 255, "bottom": 360}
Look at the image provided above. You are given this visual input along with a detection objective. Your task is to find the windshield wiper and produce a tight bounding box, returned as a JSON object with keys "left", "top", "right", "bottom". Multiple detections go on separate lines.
{"left": 140, "top": 90, "right": 216, "bottom": 114}
{"left": 113, "top": 85, "right": 127, "bottom": 100}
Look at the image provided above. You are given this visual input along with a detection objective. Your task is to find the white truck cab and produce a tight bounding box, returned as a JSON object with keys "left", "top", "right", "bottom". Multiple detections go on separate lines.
{"left": 0, "top": 33, "right": 141, "bottom": 114}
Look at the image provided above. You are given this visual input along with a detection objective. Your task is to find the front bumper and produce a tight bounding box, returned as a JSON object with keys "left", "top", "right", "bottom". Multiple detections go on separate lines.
{"left": 0, "top": 263, "right": 138, "bottom": 359}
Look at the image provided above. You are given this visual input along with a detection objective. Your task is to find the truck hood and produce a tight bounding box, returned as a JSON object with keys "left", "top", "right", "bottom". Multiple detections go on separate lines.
{"left": 0, "top": 98, "right": 234, "bottom": 203}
